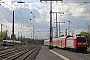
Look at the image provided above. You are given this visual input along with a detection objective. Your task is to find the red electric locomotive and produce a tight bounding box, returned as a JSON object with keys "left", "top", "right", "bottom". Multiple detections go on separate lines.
{"left": 65, "top": 36, "right": 88, "bottom": 52}
{"left": 44, "top": 36, "right": 88, "bottom": 52}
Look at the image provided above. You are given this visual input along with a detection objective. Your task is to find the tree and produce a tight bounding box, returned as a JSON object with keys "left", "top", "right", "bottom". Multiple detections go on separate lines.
{"left": 80, "top": 32, "right": 90, "bottom": 46}
{"left": 0, "top": 31, "right": 10, "bottom": 42}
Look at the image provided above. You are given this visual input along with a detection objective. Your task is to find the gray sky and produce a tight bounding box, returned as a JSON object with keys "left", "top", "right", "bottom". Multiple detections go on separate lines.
{"left": 0, "top": 0, "right": 90, "bottom": 39}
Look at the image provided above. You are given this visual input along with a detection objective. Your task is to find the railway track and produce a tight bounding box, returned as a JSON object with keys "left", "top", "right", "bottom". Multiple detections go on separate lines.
{"left": 0, "top": 45, "right": 41, "bottom": 60}
{"left": 12, "top": 46, "right": 41, "bottom": 60}
{"left": 0, "top": 46, "right": 13, "bottom": 51}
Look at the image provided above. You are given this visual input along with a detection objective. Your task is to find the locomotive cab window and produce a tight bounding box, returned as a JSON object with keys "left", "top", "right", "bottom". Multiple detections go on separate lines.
{"left": 4, "top": 41, "right": 7, "bottom": 43}
{"left": 77, "top": 37, "right": 86, "bottom": 43}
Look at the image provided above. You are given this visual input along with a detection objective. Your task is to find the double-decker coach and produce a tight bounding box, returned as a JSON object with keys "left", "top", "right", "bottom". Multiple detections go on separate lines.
{"left": 44, "top": 39, "right": 49, "bottom": 46}
{"left": 52, "top": 38, "right": 58, "bottom": 47}
{"left": 44, "top": 36, "right": 88, "bottom": 52}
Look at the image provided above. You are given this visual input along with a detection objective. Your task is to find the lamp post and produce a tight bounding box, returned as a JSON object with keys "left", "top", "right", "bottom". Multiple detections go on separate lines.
{"left": 40, "top": 0, "right": 63, "bottom": 49}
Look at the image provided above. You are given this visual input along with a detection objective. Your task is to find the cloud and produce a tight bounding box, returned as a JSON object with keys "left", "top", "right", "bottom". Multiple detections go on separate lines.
{"left": 0, "top": 0, "right": 90, "bottom": 38}
{"left": 64, "top": 0, "right": 90, "bottom": 2}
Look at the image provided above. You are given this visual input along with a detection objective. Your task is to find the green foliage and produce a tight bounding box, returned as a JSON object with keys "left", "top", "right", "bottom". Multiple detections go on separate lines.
{"left": 0, "top": 31, "right": 10, "bottom": 42}
{"left": 80, "top": 32, "right": 90, "bottom": 46}
{"left": 0, "top": 42, "right": 3, "bottom": 45}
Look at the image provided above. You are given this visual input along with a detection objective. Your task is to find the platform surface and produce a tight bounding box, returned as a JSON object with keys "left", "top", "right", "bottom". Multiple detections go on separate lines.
{"left": 35, "top": 46, "right": 62, "bottom": 60}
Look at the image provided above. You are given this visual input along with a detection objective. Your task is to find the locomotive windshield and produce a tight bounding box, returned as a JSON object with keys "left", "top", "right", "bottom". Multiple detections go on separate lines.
{"left": 77, "top": 37, "right": 86, "bottom": 43}
{"left": 3, "top": 41, "right": 7, "bottom": 44}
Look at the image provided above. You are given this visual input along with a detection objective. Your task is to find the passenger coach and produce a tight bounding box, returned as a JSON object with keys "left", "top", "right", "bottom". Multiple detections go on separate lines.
{"left": 3, "top": 40, "right": 21, "bottom": 46}
{"left": 44, "top": 36, "right": 88, "bottom": 52}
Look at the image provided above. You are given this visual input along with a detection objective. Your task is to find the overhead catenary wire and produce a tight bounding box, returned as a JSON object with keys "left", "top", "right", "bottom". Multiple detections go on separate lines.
{"left": 0, "top": 4, "right": 13, "bottom": 22}
{"left": 4, "top": 3, "right": 30, "bottom": 19}
{"left": 1, "top": 5, "right": 12, "bottom": 15}
{"left": 11, "top": 3, "right": 36, "bottom": 26}
{"left": 1, "top": 3, "right": 22, "bottom": 22}
{"left": 0, "top": 3, "right": 33, "bottom": 33}
{"left": 3, "top": 2, "right": 32, "bottom": 24}
{"left": 1, "top": 1, "right": 90, "bottom": 38}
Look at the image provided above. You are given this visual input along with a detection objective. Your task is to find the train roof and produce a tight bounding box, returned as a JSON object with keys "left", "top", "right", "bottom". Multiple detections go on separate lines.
{"left": 3, "top": 40, "right": 21, "bottom": 43}
{"left": 44, "top": 39, "right": 49, "bottom": 41}
{"left": 3, "top": 40, "right": 14, "bottom": 42}
{"left": 44, "top": 36, "right": 86, "bottom": 41}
